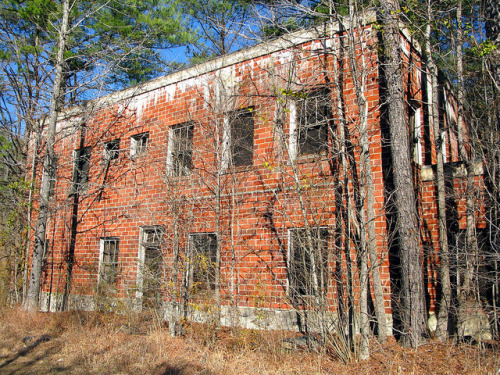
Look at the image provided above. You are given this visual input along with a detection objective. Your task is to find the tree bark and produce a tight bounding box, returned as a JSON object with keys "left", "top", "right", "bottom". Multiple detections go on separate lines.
{"left": 332, "top": 41, "right": 357, "bottom": 361}
{"left": 24, "top": 0, "right": 70, "bottom": 312}
{"left": 454, "top": 0, "right": 481, "bottom": 339}
{"left": 378, "top": 0, "right": 427, "bottom": 347}
{"left": 484, "top": 0, "right": 500, "bottom": 339}
{"left": 424, "top": 2, "right": 451, "bottom": 341}
{"left": 348, "top": 6, "right": 388, "bottom": 345}
{"left": 485, "top": 0, "right": 500, "bottom": 89}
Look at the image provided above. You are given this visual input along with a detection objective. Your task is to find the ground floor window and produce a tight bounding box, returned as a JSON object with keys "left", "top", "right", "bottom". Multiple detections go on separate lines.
{"left": 189, "top": 233, "right": 218, "bottom": 293}
{"left": 99, "top": 237, "right": 119, "bottom": 284}
{"left": 288, "top": 227, "right": 329, "bottom": 298}
{"left": 139, "top": 226, "right": 164, "bottom": 308}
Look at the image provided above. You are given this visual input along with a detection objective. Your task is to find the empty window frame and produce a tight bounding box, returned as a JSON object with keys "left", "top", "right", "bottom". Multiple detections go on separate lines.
{"left": 131, "top": 132, "right": 149, "bottom": 157}
{"left": 448, "top": 228, "right": 490, "bottom": 291}
{"left": 38, "top": 238, "right": 50, "bottom": 267}
{"left": 227, "top": 108, "right": 254, "bottom": 167}
{"left": 139, "top": 226, "right": 164, "bottom": 307}
{"left": 104, "top": 139, "right": 120, "bottom": 161}
{"left": 168, "top": 122, "right": 194, "bottom": 176}
{"left": 71, "top": 147, "right": 91, "bottom": 194}
{"left": 288, "top": 227, "right": 329, "bottom": 297}
{"left": 297, "top": 90, "right": 330, "bottom": 155}
{"left": 290, "top": 90, "right": 331, "bottom": 158}
{"left": 41, "top": 161, "right": 57, "bottom": 197}
{"left": 189, "top": 233, "right": 217, "bottom": 292}
{"left": 99, "top": 237, "right": 119, "bottom": 284}
{"left": 408, "top": 104, "right": 422, "bottom": 164}
{"left": 441, "top": 129, "right": 448, "bottom": 163}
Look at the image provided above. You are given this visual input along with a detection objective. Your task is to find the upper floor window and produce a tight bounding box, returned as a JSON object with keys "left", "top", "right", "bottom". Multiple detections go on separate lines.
{"left": 288, "top": 227, "right": 329, "bottom": 298}
{"left": 290, "top": 90, "right": 331, "bottom": 159}
{"left": 131, "top": 132, "right": 149, "bottom": 157}
{"left": 168, "top": 122, "right": 193, "bottom": 176}
{"left": 408, "top": 103, "right": 422, "bottom": 165}
{"left": 441, "top": 129, "right": 448, "bottom": 163}
{"left": 226, "top": 108, "right": 254, "bottom": 168}
{"left": 71, "top": 147, "right": 91, "bottom": 195}
{"left": 41, "top": 161, "right": 57, "bottom": 197}
{"left": 104, "top": 139, "right": 120, "bottom": 161}
{"left": 99, "top": 237, "right": 119, "bottom": 284}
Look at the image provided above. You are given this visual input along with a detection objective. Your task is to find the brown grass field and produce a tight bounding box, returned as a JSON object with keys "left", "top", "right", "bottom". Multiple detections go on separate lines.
{"left": 0, "top": 307, "right": 498, "bottom": 374}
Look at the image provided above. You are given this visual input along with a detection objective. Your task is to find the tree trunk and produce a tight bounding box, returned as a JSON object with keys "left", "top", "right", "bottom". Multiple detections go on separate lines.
{"left": 348, "top": 6, "right": 369, "bottom": 359}
{"left": 454, "top": 0, "right": 481, "bottom": 340}
{"left": 484, "top": 0, "right": 500, "bottom": 339}
{"left": 424, "top": 2, "right": 451, "bottom": 341}
{"left": 348, "top": 5, "right": 388, "bottom": 345}
{"left": 485, "top": 0, "right": 500, "bottom": 89}
{"left": 379, "top": 0, "right": 427, "bottom": 347}
{"left": 331, "top": 43, "right": 357, "bottom": 361}
{"left": 24, "top": 0, "right": 70, "bottom": 312}
{"left": 23, "top": 132, "right": 40, "bottom": 302}
{"left": 169, "top": 211, "right": 181, "bottom": 336}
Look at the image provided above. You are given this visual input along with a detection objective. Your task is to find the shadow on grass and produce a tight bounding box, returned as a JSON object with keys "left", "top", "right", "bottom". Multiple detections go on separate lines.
{"left": 156, "top": 360, "right": 216, "bottom": 375}
{"left": 0, "top": 334, "right": 71, "bottom": 374}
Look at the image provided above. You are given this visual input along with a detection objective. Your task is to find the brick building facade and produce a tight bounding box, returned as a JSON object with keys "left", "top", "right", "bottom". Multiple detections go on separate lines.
{"left": 31, "top": 14, "right": 483, "bottom": 333}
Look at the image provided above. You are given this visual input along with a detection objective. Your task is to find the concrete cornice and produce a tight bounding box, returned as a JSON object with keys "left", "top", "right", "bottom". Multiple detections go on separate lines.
{"left": 59, "top": 11, "right": 378, "bottom": 120}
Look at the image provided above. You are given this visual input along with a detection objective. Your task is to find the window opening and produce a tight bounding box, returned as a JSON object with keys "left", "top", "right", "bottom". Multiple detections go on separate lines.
{"left": 296, "top": 90, "right": 330, "bottom": 156}
{"left": 228, "top": 108, "right": 254, "bottom": 167}
{"left": 409, "top": 103, "right": 422, "bottom": 164}
{"left": 169, "top": 123, "right": 194, "bottom": 176}
{"left": 288, "top": 227, "right": 329, "bottom": 297}
{"left": 99, "top": 237, "right": 119, "bottom": 284}
{"left": 189, "top": 233, "right": 217, "bottom": 293}
{"left": 131, "top": 132, "right": 149, "bottom": 156}
{"left": 71, "top": 147, "right": 91, "bottom": 194}
{"left": 140, "top": 226, "right": 164, "bottom": 308}
{"left": 104, "top": 139, "right": 120, "bottom": 161}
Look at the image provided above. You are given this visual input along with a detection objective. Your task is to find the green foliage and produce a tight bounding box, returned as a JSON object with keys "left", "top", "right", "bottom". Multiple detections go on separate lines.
{"left": 467, "top": 39, "right": 497, "bottom": 57}
{"left": 0, "top": 174, "right": 30, "bottom": 305}
{"left": 0, "top": 0, "right": 192, "bottom": 92}
{"left": 184, "top": 0, "right": 252, "bottom": 62}
{"left": 0, "top": 0, "right": 194, "bottom": 306}
{"left": 262, "top": 18, "right": 302, "bottom": 39}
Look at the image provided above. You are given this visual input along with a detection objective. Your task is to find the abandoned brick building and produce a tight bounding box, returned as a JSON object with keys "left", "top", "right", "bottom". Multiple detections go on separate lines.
{"left": 31, "top": 13, "right": 484, "bottom": 333}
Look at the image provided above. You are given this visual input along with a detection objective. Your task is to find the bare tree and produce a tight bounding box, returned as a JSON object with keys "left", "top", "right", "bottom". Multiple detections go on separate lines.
{"left": 25, "top": 0, "right": 71, "bottom": 312}
{"left": 422, "top": 0, "right": 451, "bottom": 341}
{"left": 15, "top": 0, "right": 190, "bottom": 311}
{"left": 346, "top": 2, "right": 388, "bottom": 347}
{"left": 185, "top": 0, "right": 253, "bottom": 62}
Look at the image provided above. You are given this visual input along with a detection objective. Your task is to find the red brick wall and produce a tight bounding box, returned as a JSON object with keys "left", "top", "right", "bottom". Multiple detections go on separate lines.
{"left": 27, "top": 25, "right": 481, "bottom": 321}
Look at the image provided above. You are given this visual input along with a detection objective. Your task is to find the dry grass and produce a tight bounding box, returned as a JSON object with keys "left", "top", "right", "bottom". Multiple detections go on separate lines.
{"left": 0, "top": 306, "right": 498, "bottom": 374}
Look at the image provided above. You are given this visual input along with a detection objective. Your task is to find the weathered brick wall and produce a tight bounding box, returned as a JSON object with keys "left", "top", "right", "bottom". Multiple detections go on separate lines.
{"left": 420, "top": 164, "right": 486, "bottom": 312}
{"left": 28, "top": 22, "right": 481, "bottom": 328}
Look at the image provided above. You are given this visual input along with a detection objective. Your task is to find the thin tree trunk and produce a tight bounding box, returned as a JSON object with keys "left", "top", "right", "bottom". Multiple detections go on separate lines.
{"left": 347, "top": 4, "right": 369, "bottom": 360}
{"left": 24, "top": 0, "right": 70, "bottom": 312}
{"left": 454, "top": 0, "right": 480, "bottom": 339}
{"left": 215, "top": 116, "right": 224, "bottom": 329}
{"left": 424, "top": 3, "right": 451, "bottom": 340}
{"left": 485, "top": 0, "right": 500, "bottom": 90}
{"left": 168, "top": 195, "right": 187, "bottom": 337}
{"left": 484, "top": 0, "right": 500, "bottom": 338}
{"left": 331, "top": 44, "right": 356, "bottom": 361}
{"left": 23, "top": 132, "right": 40, "bottom": 302}
{"left": 348, "top": 5, "right": 388, "bottom": 345}
{"left": 379, "top": 0, "right": 427, "bottom": 347}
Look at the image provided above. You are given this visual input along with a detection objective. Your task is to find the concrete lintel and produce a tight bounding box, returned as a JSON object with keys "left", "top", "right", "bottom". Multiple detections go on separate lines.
{"left": 421, "top": 160, "right": 483, "bottom": 182}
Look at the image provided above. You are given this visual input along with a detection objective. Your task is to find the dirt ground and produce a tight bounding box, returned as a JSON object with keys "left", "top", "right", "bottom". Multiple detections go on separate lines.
{"left": 0, "top": 307, "right": 498, "bottom": 374}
